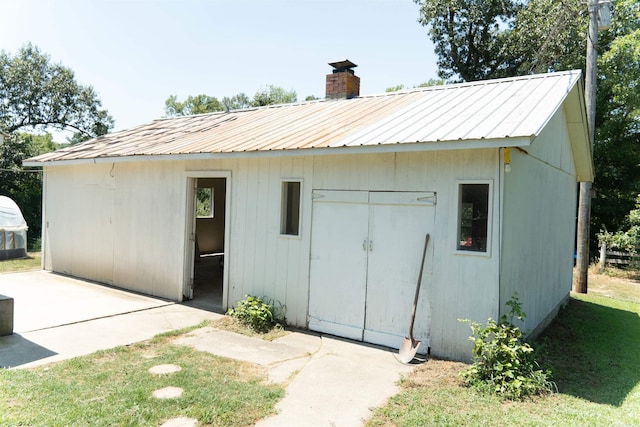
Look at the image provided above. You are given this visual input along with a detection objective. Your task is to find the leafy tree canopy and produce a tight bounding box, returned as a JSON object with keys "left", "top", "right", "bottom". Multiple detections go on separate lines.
{"left": 0, "top": 44, "right": 111, "bottom": 249}
{"left": 0, "top": 43, "right": 113, "bottom": 138}
{"left": 591, "top": 0, "right": 640, "bottom": 234}
{"left": 0, "top": 133, "right": 62, "bottom": 249}
{"left": 416, "top": 0, "right": 525, "bottom": 81}
{"left": 416, "top": 0, "right": 640, "bottom": 252}
{"left": 250, "top": 85, "right": 297, "bottom": 107}
{"left": 164, "top": 85, "right": 297, "bottom": 117}
{"left": 164, "top": 94, "right": 224, "bottom": 117}
{"left": 386, "top": 79, "right": 445, "bottom": 92}
{"left": 415, "top": 0, "right": 590, "bottom": 81}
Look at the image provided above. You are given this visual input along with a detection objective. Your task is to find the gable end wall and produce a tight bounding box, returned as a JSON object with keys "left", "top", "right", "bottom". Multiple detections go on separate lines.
{"left": 499, "top": 108, "right": 577, "bottom": 334}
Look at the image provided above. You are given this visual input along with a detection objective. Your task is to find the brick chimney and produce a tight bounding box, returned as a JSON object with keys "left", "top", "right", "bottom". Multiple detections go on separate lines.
{"left": 326, "top": 60, "right": 360, "bottom": 99}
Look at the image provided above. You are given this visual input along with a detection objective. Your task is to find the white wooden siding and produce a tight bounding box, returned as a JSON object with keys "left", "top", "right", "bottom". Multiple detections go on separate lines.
{"left": 312, "top": 150, "right": 501, "bottom": 360}
{"left": 500, "top": 107, "right": 576, "bottom": 333}
{"left": 42, "top": 148, "right": 500, "bottom": 360}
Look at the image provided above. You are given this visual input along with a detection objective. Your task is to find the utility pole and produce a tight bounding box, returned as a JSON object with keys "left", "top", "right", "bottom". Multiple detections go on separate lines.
{"left": 574, "top": 1, "right": 609, "bottom": 293}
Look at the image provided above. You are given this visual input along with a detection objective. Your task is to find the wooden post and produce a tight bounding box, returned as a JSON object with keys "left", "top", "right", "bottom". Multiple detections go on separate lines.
{"left": 574, "top": 1, "right": 599, "bottom": 294}
{"left": 599, "top": 241, "right": 606, "bottom": 273}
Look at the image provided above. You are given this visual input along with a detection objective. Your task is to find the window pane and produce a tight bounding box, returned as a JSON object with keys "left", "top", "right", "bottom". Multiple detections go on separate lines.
{"left": 458, "top": 184, "right": 489, "bottom": 252}
{"left": 281, "top": 181, "right": 301, "bottom": 236}
{"left": 196, "top": 187, "right": 214, "bottom": 218}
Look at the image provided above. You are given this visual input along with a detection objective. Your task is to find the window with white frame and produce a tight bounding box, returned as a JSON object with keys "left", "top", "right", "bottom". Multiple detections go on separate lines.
{"left": 457, "top": 183, "right": 490, "bottom": 252}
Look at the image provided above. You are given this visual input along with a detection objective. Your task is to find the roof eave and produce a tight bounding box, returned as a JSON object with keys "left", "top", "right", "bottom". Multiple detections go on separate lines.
{"left": 22, "top": 136, "right": 534, "bottom": 167}
{"left": 564, "top": 76, "right": 594, "bottom": 182}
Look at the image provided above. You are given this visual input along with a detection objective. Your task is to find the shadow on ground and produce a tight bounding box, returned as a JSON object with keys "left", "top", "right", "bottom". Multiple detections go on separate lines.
{"left": 0, "top": 334, "right": 57, "bottom": 369}
{"left": 537, "top": 297, "right": 640, "bottom": 406}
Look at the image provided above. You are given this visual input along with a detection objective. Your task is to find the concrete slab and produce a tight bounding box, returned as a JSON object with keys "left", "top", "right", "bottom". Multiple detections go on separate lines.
{"left": 255, "top": 336, "right": 414, "bottom": 427}
{"left": 174, "top": 326, "right": 414, "bottom": 426}
{"left": 0, "top": 271, "right": 172, "bottom": 332}
{"left": 0, "top": 270, "right": 418, "bottom": 426}
{"left": 174, "top": 326, "right": 321, "bottom": 366}
{"left": 0, "top": 271, "right": 222, "bottom": 368}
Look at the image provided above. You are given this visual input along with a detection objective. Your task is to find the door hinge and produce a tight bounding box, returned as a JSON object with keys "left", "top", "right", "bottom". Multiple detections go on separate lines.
{"left": 417, "top": 193, "right": 437, "bottom": 205}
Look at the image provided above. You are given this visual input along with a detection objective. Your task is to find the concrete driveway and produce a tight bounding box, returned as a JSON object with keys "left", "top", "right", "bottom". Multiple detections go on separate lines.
{"left": 0, "top": 270, "right": 222, "bottom": 368}
{"left": 0, "top": 270, "right": 417, "bottom": 426}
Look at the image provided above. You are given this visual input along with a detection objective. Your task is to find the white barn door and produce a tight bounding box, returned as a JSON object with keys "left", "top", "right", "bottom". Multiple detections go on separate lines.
{"left": 308, "top": 190, "right": 369, "bottom": 340}
{"left": 308, "top": 190, "right": 436, "bottom": 349}
{"left": 364, "top": 192, "right": 435, "bottom": 348}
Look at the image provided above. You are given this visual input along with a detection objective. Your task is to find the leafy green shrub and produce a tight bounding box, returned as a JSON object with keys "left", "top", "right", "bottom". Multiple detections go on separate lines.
{"left": 459, "top": 295, "right": 556, "bottom": 400}
{"left": 227, "top": 295, "right": 285, "bottom": 333}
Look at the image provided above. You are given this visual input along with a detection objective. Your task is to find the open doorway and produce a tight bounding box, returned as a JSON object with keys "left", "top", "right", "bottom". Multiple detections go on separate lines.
{"left": 185, "top": 175, "right": 229, "bottom": 312}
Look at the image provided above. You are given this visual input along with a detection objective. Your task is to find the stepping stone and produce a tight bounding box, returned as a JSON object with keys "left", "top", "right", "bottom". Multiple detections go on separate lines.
{"left": 159, "top": 417, "right": 197, "bottom": 427}
{"left": 149, "top": 364, "right": 182, "bottom": 375}
{"left": 153, "top": 386, "right": 183, "bottom": 399}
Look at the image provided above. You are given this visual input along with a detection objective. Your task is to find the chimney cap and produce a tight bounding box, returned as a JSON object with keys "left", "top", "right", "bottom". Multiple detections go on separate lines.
{"left": 329, "top": 60, "right": 358, "bottom": 73}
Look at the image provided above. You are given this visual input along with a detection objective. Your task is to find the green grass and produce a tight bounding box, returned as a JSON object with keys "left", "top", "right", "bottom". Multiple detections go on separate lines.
{"left": 367, "top": 275, "right": 640, "bottom": 426}
{"left": 0, "top": 333, "right": 284, "bottom": 427}
{"left": 0, "top": 252, "right": 41, "bottom": 273}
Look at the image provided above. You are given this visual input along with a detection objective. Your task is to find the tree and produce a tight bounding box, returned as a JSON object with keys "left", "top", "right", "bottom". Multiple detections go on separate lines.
{"left": 165, "top": 86, "right": 297, "bottom": 117}
{"left": 0, "top": 44, "right": 112, "bottom": 249}
{"left": 0, "top": 43, "right": 113, "bottom": 138}
{"left": 164, "top": 94, "right": 224, "bottom": 116}
{"left": 222, "top": 93, "right": 251, "bottom": 111}
{"left": 417, "top": 0, "right": 640, "bottom": 258}
{"left": 591, "top": 0, "right": 640, "bottom": 236}
{"left": 415, "top": 0, "right": 524, "bottom": 82}
{"left": 0, "top": 133, "right": 61, "bottom": 249}
{"left": 249, "top": 85, "right": 297, "bottom": 107}
{"left": 507, "top": 0, "right": 586, "bottom": 75}
{"left": 386, "top": 79, "right": 445, "bottom": 92}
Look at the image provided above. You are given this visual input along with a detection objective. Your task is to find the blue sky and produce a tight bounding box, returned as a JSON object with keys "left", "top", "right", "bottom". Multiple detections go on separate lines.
{"left": 0, "top": 0, "right": 438, "bottom": 137}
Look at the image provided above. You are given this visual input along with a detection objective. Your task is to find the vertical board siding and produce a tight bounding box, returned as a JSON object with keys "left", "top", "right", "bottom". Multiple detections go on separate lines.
{"left": 223, "top": 155, "right": 312, "bottom": 326}
{"left": 500, "top": 111, "right": 576, "bottom": 334}
{"left": 313, "top": 149, "right": 500, "bottom": 361}
{"left": 111, "top": 161, "right": 185, "bottom": 300}
{"left": 42, "top": 147, "right": 525, "bottom": 361}
{"left": 44, "top": 164, "right": 115, "bottom": 285}
{"left": 43, "top": 161, "right": 187, "bottom": 300}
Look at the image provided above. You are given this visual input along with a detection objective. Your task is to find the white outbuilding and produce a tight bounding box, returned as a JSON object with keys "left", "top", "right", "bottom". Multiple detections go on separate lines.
{"left": 25, "top": 65, "right": 592, "bottom": 361}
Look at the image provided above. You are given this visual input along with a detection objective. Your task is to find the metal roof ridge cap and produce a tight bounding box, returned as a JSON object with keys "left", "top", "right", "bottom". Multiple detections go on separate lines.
{"left": 361, "top": 70, "right": 581, "bottom": 98}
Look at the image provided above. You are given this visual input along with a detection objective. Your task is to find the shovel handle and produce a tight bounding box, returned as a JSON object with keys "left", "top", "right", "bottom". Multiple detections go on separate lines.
{"left": 408, "top": 234, "right": 429, "bottom": 342}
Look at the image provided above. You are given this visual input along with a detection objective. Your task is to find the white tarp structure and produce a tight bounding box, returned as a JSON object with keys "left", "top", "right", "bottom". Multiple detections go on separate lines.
{"left": 0, "top": 196, "right": 28, "bottom": 260}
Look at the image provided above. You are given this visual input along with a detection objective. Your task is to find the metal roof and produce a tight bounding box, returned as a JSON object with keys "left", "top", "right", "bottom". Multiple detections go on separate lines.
{"left": 25, "top": 70, "right": 591, "bottom": 179}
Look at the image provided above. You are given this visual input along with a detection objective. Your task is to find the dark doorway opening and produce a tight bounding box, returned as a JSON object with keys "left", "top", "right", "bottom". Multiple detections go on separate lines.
{"left": 189, "top": 177, "right": 226, "bottom": 312}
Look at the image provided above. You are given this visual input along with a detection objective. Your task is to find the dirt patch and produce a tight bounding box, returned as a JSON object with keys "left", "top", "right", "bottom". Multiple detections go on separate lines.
{"left": 403, "top": 358, "right": 467, "bottom": 389}
{"left": 211, "top": 316, "right": 289, "bottom": 341}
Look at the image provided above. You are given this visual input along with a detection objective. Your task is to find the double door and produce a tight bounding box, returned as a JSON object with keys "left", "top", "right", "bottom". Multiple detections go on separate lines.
{"left": 308, "top": 190, "right": 435, "bottom": 349}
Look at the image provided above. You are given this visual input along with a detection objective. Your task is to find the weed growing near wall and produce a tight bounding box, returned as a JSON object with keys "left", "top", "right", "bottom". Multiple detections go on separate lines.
{"left": 227, "top": 295, "right": 285, "bottom": 333}
{"left": 459, "top": 295, "right": 556, "bottom": 400}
